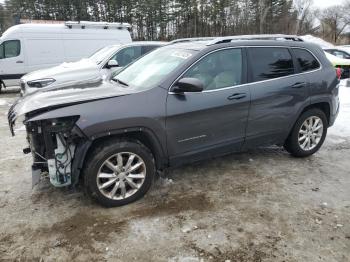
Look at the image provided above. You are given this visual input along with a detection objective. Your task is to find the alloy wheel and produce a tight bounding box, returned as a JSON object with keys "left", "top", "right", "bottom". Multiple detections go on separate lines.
{"left": 298, "top": 116, "right": 323, "bottom": 151}
{"left": 96, "top": 152, "right": 146, "bottom": 200}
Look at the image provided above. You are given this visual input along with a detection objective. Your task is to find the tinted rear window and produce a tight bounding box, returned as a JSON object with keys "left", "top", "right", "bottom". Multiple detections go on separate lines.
{"left": 249, "top": 47, "right": 294, "bottom": 82}
{"left": 293, "top": 48, "right": 320, "bottom": 72}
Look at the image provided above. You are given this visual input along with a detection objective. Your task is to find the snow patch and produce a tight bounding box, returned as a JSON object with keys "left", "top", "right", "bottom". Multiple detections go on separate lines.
{"left": 328, "top": 82, "right": 350, "bottom": 137}
{"left": 300, "top": 35, "right": 334, "bottom": 49}
{"left": 0, "top": 99, "right": 7, "bottom": 106}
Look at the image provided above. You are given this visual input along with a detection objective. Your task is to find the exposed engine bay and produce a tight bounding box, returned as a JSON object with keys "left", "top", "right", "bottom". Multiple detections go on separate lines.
{"left": 25, "top": 116, "right": 80, "bottom": 187}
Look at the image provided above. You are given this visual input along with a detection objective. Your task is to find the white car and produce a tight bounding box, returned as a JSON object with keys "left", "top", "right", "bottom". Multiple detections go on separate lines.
{"left": 0, "top": 21, "right": 132, "bottom": 91}
{"left": 20, "top": 41, "right": 165, "bottom": 95}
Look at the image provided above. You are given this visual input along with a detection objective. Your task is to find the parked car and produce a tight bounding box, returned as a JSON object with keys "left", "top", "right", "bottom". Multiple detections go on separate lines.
{"left": 0, "top": 21, "right": 132, "bottom": 92}
{"left": 20, "top": 41, "right": 166, "bottom": 95}
{"left": 324, "top": 51, "right": 350, "bottom": 79}
{"left": 337, "top": 45, "right": 350, "bottom": 53}
{"left": 324, "top": 48, "right": 350, "bottom": 59}
{"left": 8, "top": 35, "right": 339, "bottom": 207}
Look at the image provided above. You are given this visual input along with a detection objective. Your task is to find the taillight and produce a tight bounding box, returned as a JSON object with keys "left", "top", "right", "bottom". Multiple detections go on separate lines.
{"left": 336, "top": 67, "right": 342, "bottom": 79}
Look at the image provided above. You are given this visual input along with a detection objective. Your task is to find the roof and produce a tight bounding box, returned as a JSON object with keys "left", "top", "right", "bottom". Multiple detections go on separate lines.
{"left": 166, "top": 38, "right": 319, "bottom": 53}
{"left": 1, "top": 22, "right": 130, "bottom": 38}
{"left": 129, "top": 41, "right": 168, "bottom": 46}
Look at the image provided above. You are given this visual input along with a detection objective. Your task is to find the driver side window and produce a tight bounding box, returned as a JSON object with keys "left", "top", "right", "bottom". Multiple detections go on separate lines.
{"left": 111, "top": 46, "right": 142, "bottom": 67}
{"left": 0, "top": 40, "right": 21, "bottom": 59}
{"left": 182, "top": 48, "right": 242, "bottom": 91}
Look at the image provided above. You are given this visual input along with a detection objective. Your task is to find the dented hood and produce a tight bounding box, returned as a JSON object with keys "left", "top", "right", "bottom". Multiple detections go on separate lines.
{"left": 8, "top": 78, "right": 134, "bottom": 132}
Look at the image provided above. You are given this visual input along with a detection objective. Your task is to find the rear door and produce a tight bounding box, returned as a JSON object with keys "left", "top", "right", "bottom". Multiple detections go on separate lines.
{"left": 166, "top": 48, "right": 250, "bottom": 164}
{"left": 244, "top": 46, "right": 309, "bottom": 148}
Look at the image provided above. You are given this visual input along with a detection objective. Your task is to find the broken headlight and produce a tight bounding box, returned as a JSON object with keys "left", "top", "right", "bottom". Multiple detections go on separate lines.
{"left": 29, "top": 116, "right": 80, "bottom": 187}
{"left": 27, "top": 78, "right": 56, "bottom": 88}
{"left": 43, "top": 117, "right": 80, "bottom": 187}
{"left": 46, "top": 116, "right": 80, "bottom": 133}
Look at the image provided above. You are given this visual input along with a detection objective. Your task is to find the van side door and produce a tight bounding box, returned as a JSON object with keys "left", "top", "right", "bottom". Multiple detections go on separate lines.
{"left": 244, "top": 46, "right": 310, "bottom": 148}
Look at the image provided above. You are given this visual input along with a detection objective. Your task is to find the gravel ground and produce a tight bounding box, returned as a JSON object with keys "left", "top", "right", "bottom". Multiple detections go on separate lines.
{"left": 0, "top": 85, "right": 349, "bottom": 262}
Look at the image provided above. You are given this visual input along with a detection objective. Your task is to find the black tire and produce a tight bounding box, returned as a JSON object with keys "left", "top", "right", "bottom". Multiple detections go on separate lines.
{"left": 83, "top": 138, "right": 155, "bottom": 207}
{"left": 284, "top": 108, "right": 328, "bottom": 157}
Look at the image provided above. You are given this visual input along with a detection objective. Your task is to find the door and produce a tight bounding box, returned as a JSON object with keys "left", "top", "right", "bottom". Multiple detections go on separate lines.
{"left": 166, "top": 48, "right": 250, "bottom": 164}
{"left": 0, "top": 39, "right": 25, "bottom": 84}
{"left": 244, "top": 47, "right": 309, "bottom": 148}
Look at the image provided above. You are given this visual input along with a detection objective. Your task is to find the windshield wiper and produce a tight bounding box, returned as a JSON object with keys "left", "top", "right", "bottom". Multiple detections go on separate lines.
{"left": 112, "top": 78, "right": 129, "bottom": 87}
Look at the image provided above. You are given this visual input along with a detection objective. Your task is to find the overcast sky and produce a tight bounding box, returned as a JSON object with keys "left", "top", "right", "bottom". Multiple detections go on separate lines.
{"left": 314, "top": 0, "right": 345, "bottom": 8}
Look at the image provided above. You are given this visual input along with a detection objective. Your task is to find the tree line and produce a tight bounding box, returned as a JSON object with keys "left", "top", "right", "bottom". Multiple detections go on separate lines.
{"left": 0, "top": 0, "right": 350, "bottom": 44}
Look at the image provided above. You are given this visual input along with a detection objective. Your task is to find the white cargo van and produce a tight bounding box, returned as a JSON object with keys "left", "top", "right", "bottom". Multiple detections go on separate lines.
{"left": 0, "top": 21, "right": 132, "bottom": 91}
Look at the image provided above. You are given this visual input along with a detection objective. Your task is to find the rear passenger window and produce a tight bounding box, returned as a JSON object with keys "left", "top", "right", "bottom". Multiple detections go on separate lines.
{"left": 249, "top": 47, "right": 294, "bottom": 82}
{"left": 293, "top": 48, "right": 320, "bottom": 72}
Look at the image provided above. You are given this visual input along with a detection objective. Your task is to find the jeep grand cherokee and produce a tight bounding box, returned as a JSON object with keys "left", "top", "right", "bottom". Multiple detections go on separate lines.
{"left": 8, "top": 35, "right": 340, "bottom": 207}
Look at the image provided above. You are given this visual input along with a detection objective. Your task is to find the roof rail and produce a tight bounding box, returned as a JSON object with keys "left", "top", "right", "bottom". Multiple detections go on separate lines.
{"left": 170, "top": 37, "right": 216, "bottom": 44}
{"left": 206, "top": 34, "right": 303, "bottom": 45}
{"left": 65, "top": 21, "right": 131, "bottom": 29}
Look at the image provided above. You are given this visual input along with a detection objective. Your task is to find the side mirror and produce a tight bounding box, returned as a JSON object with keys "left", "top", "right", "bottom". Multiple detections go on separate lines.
{"left": 107, "top": 59, "right": 119, "bottom": 68}
{"left": 172, "top": 78, "right": 204, "bottom": 93}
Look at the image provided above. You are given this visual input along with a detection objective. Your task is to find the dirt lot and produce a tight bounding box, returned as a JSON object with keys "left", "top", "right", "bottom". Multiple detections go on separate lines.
{"left": 0, "top": 85, "right": 349, "bottom": 262}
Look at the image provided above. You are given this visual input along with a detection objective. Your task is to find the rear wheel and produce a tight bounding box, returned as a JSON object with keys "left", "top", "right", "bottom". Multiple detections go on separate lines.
{"left": 284, "top": 108, "right": 327, "bottom": 157}
{"left": 84, "top": 139, "right": 155, "bottom": 207}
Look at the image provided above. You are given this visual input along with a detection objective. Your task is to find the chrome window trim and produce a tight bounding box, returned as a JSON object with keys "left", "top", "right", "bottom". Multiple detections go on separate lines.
{"left": 168, "top": 46, "right": 322, "bottom": 95}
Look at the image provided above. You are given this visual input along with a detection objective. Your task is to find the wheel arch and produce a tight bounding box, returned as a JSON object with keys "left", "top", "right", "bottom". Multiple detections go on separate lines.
{"left": 284, "top": 101, "right": 331, "bottom": 145}
{"left": 71, "top": 127, "right": 167, "bottom": 185}
{"left": 299, "top": 102, "right": 330, "bottom": 126}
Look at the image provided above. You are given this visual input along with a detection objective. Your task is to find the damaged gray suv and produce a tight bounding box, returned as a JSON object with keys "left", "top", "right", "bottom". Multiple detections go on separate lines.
{"left": 8, "top": 35, "right": 340, "bottom": 207}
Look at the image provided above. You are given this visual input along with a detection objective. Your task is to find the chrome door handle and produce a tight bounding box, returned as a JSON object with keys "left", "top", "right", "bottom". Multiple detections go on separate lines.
{"left": 16, "top": 60, "right": 24, "bottom": 63}
{"left": 227, "top": 93, "right": 247, "bottom": 100}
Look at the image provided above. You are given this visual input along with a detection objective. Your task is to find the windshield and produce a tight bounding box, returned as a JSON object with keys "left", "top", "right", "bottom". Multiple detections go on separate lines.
{"left": 114, "top": 47, "right": 196, "bottom": 90}
{"left": 89, "top": 45, "right": 119, "bottom": 65}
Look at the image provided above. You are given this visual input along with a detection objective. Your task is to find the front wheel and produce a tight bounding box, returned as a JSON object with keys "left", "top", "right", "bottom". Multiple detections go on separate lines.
{"left": 83, "top": 139, "right": 155, "bottom": 207}
{"left": 284, "top": 108, "right": 327, "bottom": 157}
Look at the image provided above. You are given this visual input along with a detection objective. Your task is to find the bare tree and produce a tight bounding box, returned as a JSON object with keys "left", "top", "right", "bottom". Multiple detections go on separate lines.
{"left": 259, "top": 0, "right": 270, "bottom": 34}
{"left": 318, "top": 5, "right": 349, "bottom": 43}
{"left": 293, "top": 0, "right": 313, "bottom": 34}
